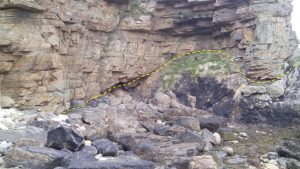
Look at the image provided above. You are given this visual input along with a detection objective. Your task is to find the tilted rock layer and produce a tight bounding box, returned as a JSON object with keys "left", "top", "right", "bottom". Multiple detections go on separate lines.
{"left": 0, "top": 0, "right": 298, "bottom": 112}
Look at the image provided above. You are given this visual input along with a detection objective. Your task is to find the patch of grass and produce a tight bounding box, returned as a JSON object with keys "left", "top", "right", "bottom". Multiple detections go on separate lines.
{"left": 161, "top": 53, "right": 234, "bottom": 90}
{"left": 120, "top": 0, "right": 148, "bottom": 19}
{"left": 291, "top": 48, "right": 300, "bottom": 68}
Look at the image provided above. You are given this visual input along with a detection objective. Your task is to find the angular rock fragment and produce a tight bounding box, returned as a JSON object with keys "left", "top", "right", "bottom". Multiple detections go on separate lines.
{"left": 109, "top": 133, "right": 137, "bottom": 151}
{"left": 45, "top": 126, "right": 84, "bottom": 152}
{"left": 79, "top": 145, "right": 97, "bottom": 156}
{"left": 176, "top": 116, "right": 200, "bottom": 131}
{"left": 92, "top": 138, "right": 118, "bottom": 156}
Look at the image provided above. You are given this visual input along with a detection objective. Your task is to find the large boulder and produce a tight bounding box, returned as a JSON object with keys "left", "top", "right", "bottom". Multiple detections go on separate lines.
{"left": 45, "top": 126, "right": 84, "bottom": 152}
{"left": 3, "top": 146, "right": 69, "bottom": 169}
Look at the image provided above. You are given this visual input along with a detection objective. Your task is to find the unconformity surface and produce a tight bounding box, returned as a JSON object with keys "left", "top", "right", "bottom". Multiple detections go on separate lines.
{"left": 0, "top": 0, "right": 299, "bottom": 114}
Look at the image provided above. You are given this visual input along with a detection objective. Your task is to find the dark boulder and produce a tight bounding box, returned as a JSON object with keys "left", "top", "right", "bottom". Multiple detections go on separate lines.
{"left": 278, "top": 140, "right": 300, "bottom": 161}
{"left": 153, "top": 125, "right": 171, "bottom": 136}
{"left": 45, "top": 126, "right": 84, "bottom": 152}
{"left": 92, "top": 138, "right": 118, "bottom": 156}
{"left": 109, "top": 133, "right": 137, "bottom": 151}
{"left": 79, "top": 145, "right": 97, "bottom": 156}
{"left": 178, "top": 130, "right": 205, "bottom": 144}
{"left": 287, "top": 159, "right": 300, "bottom": 169}
{"left": 199, "top": 115, "right": 227, "bottom": 132}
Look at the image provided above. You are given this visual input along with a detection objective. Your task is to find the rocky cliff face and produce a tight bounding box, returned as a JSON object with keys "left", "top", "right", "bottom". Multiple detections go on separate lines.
{"left": 0, "top": 0, "right": 298, "bottom": 113}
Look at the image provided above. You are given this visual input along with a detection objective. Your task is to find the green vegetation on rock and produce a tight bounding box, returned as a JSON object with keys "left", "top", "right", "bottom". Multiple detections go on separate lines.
{"left": 161, "top": 53, "right": 235, "bottom": 90}
{"left": 291, "top": 48, "right": 300, "bottom": 68}
{"left": 121, "top": 0, "right": 148, "bottom": 19}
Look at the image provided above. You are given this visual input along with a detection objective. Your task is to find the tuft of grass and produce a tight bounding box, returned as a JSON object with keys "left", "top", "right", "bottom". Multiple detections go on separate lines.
{"left": 161, "top": 53, "right": 235, "bottom": 90}
{"left": 120, "top": 0, "right": 148, "bottom": 19}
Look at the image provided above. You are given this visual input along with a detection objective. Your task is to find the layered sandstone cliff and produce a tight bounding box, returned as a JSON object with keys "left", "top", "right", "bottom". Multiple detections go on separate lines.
{"left": 0, "top": 0, "right": 298, "bottom": 112}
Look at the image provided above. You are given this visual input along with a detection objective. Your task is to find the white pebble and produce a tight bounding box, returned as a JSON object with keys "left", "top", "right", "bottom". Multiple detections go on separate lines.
{"left": 85, "top": 140, "right": 92, "bottom": 146}
{"left": 213, "top": 133, "right": 221, "bottom": 145}
{"left": 239, "top": 132, "right": 248, "bottom": 138}
{"left": 0, "top": 141, "right": 13, "bottom": 154}
{"left": 156, "top": 119, "right": 163, "bottom": 125}
{"left": 0, "top": 123, "right": 9, "bottom": 130}
{"left": 222, "top": 147, "right": 234, "bottom": 156}
{"left": 228, "top": 140, "right": 239, "bottom": 144}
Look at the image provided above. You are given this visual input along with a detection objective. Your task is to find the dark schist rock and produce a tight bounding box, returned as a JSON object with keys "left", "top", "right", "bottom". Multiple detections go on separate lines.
{"left": 3, "top": 146, "right": 70, "bottom": 169}
{"left": 92, "top": 138, "right": 118, "bottom": 156}
{"left": 61, "top": 151, "right": 97, "bottom": 168}
{"left": 176, "top": 116, "right": 201, "bottom": 131}
{"left": 199, "top": 115, "right": 227, "bottom": 132}
{"left": 153, "top": 125, "right": 172, "bottom": 136}
{"left": 177, "top": 130, "right": 207, "bottom": 146}
{"left": 107, "top": 133, "right": 154, "bottom": 160}
{"left": 277, "top": 140, "right": 300, "bottom": 161}
{"left": 109, "top": 133, "right": 137, "bottom": 151}
{"left": 287, "top": 159, "right": 300, "bottom": 169}
{"left": 79, "top": 145, "right": 97, "bottom": 156}
{"left": 132, "top": 139, "right": 155, "bottom": 160}
{"left": 173, "top": 76, "right": 235, "bottom": 117}
{"left": 153, "top": 124, "right": 186, "bottom": 136}
{"left": 45, "top": 126, "right": 84, "bottom": 152}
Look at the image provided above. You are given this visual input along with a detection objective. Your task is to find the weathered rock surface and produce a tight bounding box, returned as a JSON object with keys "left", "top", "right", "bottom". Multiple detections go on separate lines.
{"left": 92, "top": 138, "right": 118, "bottom": 156}
{"left": 287, "top": 159, "right": 300, "bottom": 169}
{"left": 68, "top": 158, "right": 155, "bottom": 169}
{"left": 79, "top": 145, "right": 97, "bottom": 156}
{"left": 277, "top": 140, "right": 300, "bottom": 161}
{"left": 176, "top": 116, "right": 201, "bottom": 131}
{"left": 188, "top": 155, "right": 218, "bottom": 169}
{"left": 3, "top": 146, "right": 69, "bottom": 169}
{"left": 0, "top": 0, "right": 297, "bottom": 113}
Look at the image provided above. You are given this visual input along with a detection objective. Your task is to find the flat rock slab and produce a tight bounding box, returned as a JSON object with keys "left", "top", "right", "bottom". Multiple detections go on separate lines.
{"left": 154, "top": 142, "right": 204, "bottom": 164}
{"left": 4, "top": 146, "right": 70, "bottom": 169}
{"left": 0, "top": 130, "right": 47, "bottom": 143}
{"left": 68, "top": 158, "right": 154, "bottom": 169}
{"left": 92, "top": 138, "right": 118, "bottom": 156}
